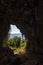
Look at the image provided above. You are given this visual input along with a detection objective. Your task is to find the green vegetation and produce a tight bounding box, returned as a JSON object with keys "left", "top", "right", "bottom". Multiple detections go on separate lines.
{"left": 6, "top": 36, "right": 29, "bottom": 54}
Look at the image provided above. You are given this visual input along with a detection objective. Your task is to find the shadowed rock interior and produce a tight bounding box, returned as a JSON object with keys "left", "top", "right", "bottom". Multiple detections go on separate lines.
{"left": 0, "top": 0, "right": 43, "bottom": 65}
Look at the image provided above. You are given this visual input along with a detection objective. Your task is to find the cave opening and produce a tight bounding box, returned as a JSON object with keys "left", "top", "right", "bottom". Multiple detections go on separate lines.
{"left": 6, "top": 24, "right": 28, "bottom": 55}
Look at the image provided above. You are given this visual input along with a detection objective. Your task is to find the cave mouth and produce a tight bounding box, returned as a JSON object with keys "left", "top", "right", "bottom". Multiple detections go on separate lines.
{"left": 6, "top": 24, "right": 28, "bottom": 55}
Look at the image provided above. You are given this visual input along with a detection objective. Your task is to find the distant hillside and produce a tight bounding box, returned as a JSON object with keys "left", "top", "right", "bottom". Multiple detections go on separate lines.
{"left": 8, "top": 33, "right": 25, "bottom": 39}
{"left": 9, "top": 33, "right": 22, "bottom": 39}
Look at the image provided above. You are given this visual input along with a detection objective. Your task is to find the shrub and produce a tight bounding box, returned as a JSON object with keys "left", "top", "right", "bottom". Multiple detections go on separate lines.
{"left": 13, "top": 36, "right": 21, "bottom": 48}
{"left": 6, "top": 36, "right": 21, "bottom": 48}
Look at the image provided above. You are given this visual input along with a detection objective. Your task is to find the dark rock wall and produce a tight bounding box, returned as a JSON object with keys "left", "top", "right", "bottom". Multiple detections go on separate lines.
{"left": 0, "top": 0, "right": 43, "bottom": 65}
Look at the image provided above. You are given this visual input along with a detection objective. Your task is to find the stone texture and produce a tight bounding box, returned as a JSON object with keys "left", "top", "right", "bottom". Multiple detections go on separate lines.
{"left": 0, "top": 0, "right": 43, "bottom": 65}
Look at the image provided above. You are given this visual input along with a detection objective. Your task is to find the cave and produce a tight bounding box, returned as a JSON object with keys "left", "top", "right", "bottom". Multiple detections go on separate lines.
{"left": 0, "top": 0, "right": 43, "bottom": 65}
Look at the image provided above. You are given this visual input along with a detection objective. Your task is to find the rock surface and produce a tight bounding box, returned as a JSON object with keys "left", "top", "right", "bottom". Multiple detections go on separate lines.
{"left": 0, "top": 0, "right": 43, "bottom": 65}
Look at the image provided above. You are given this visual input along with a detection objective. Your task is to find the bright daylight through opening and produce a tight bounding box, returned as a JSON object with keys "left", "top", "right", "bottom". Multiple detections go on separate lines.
{"left": 6, "top": 24, "right": 28, "bottom": 55}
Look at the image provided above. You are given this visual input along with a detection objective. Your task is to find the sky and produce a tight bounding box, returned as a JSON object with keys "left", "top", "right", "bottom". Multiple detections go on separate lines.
{"left": 9, "top": 24, "right": 21, "bottom": 34}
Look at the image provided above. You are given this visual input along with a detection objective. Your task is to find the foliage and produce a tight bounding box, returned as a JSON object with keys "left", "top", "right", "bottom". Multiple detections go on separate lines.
{"left": 13, "top": 36, "right": 21, "bottom": 48}
{"left": 6, "top": 36, "right": 21, "bottom": 48}
{"left": 6, "top": 36, "right": 29, "bottom": 54}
